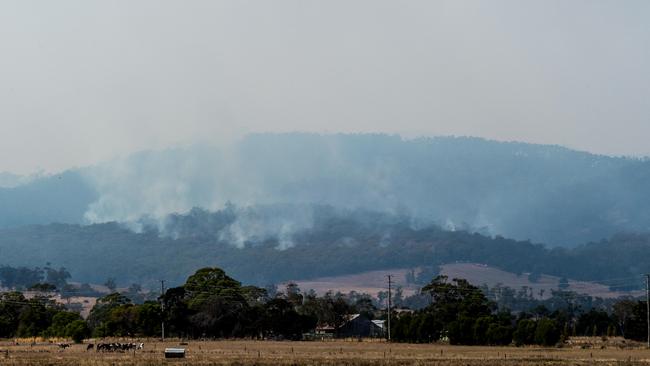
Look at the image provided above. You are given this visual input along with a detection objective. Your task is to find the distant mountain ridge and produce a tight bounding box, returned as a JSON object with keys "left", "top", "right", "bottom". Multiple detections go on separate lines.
{"left": 2, "top": 133, "right": 650, "bottom": 246}
{"left": 1, "top": 205, "right": 649, "bottom": 290}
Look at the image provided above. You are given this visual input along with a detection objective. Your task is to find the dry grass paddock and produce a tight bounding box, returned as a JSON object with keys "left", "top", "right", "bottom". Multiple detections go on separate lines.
{"left": 2, "top": 338, "right": 650, "bottom": 365}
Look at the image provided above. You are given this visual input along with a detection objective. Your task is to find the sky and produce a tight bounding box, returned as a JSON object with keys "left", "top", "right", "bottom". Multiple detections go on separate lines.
{"left": 0, "top": 0, "right": 648, "bottom": 174}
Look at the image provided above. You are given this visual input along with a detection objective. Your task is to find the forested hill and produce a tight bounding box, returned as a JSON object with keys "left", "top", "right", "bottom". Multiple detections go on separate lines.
{"left": 1, "top": 206, "right": 649, "bottom": 288}
{"left": 3, "top": 133, "right": 650, "bottom": 246}
{"left": 0, "top": 170, "right": 96, "bottom": 229}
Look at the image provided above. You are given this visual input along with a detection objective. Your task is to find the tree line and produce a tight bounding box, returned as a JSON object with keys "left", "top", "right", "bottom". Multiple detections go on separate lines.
{"left": 1, "top": 267, "right": 649, "bottom": 346}
{"left": 391, "top": 276, "right": 647, "bottom": 346}
{"left": 5, "top": 207, "right": 650, "bottom": 289}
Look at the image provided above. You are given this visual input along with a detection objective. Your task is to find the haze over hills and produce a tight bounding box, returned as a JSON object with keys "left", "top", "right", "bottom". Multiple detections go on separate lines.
{"left": 2, "top": 133, "right": 650, "bottom": 247}
{"left": 1, "top": 204, "right": 650, "bottom": 291}
{"left": 3, "top": 132, "right": 650, "bottom": 290}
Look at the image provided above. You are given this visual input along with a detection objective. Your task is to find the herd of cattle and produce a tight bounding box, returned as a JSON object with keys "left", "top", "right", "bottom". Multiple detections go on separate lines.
{"left": 57, "top": 342, "right": 144, "bottom": 352}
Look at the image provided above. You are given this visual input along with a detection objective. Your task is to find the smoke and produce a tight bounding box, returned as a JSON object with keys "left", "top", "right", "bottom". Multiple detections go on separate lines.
{"left": 82, "top": 145, "right": 229, "bottom": 224}
{"left": 217, "top": 205, "right": 315, "bottom": 250}
{"left": 75, "top": 133, "right": 649, "bottom": 247}
{"left": 80, "top": 134, "right": 421, "bottom": 239}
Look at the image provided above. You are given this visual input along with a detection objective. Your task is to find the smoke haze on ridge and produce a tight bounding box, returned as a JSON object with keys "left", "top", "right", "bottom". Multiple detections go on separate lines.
{"left": 69, "top": 133, "right": 650, "bottom": 247}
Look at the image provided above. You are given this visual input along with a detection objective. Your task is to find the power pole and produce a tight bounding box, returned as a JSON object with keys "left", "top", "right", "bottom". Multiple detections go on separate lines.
{"left": 387, "top": 274, "right": 392, "bottom": 341}
{"left": 645, "top": 274, "right": 650, "bottom": 348}
{"left": 646, "top": 274, "right": 649, "bottom": 349}
{"left": 161, "top": 279, "right": 166, "bottom": 342}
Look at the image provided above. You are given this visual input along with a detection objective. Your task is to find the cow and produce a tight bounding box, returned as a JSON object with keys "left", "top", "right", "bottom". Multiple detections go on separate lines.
{"left": 94, "top": 342, "right": 143, "bottom": 353}
{"left": 86, "top": 344, "right": 94, "bottom": 351}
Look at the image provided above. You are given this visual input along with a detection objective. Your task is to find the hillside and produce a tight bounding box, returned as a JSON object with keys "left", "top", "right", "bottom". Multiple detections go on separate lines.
{"left": 2, "top": 134, "right": 650, "bottom": 246}
{"left": 1, "top": 206, "right": 650, "bottom": 290}
{"left": 288, "top": 263, "right": 643, "bottom": 299}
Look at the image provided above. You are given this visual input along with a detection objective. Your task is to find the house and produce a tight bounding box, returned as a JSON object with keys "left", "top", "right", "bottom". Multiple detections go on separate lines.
{"left": 371, "top": 319, "right": 386, "bottom": 336}
{"left": 314, "top": 314, "right": 386, "bottom": 338}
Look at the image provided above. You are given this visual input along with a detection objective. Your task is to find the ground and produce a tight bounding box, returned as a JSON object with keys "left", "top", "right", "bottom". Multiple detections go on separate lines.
{"left": 288, "top": 263, "right": 643, "bottom": 299}
{"left": 2, "top": 339, "right": 650, "bottom": 365}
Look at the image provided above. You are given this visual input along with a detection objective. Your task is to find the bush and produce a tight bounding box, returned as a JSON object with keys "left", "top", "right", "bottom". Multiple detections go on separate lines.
{"left": 486, "top": 323, "right": 513, "bottom": 345}
{"left": 65, "top": 320, "right": 90, "bottom": 343}
{"left": 447, "top": 316, "right": 476, "bottom": 345}
{"left": 513, "top": 319, "right": 536, "bottom": 346}
{"left": 534, "top": 318, "right": 560, "bottom": 346}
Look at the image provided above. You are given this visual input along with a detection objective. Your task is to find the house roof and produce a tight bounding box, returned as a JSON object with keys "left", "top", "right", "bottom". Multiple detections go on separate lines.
{"left": 316, "top": 314, "right": 363, "bottom": 330}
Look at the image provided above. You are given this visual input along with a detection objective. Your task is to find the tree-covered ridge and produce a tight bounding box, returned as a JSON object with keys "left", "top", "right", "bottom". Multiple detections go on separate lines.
{"left": 4, "top": 133, "right": 650, "bottom": 245}
{"left": 1, "top": 206, "right": 650, "bottom": 288}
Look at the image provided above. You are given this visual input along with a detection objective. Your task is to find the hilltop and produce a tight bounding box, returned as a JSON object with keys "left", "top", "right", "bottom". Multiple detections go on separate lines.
{"left": 2, "top": 134, "right": 650, "bottom": 246}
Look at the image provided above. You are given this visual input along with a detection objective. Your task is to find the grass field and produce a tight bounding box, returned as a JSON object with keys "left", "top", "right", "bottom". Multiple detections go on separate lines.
{"left": 2, "top": 338, "right": 650, "bottom": 365}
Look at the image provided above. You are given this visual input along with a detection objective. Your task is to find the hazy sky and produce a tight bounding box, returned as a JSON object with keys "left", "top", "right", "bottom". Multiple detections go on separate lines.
{"left": 1, "top": 0, "right": 648, "bottom": 174}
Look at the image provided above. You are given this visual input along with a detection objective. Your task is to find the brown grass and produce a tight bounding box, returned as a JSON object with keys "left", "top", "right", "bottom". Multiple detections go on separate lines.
{"left": 1, "top": 338, "right": 649, "bottom": 365}
{"left": 287, "top": 264, "right": 643, "bottom": 300}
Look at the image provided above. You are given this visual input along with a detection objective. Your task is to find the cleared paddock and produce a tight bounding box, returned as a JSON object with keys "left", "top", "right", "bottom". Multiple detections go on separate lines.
{"left": 1, "top": 338, "right": 649, "bottom": 365}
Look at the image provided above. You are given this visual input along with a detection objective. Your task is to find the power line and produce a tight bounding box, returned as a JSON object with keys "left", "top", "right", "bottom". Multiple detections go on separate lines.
{"left": 386, "top": 275, "right": 391, "bottom": 341}
{"left": 645, "top": 274, "right": 650, "bottom": 348}
{"left": 161, "top": 279, "right": 166, "bottom": 342}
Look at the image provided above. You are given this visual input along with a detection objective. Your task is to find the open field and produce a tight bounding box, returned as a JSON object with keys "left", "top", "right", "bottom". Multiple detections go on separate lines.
{"left": 440, "top": 263, "right": 644, "bottom": 299}
{"left": 2, "top": 339, "right": 650, "bottom": 365}
{"left": 289, "top": 263, "right": 643, "bottom": 300}
{"left": 289, "top": 268, "right": 420, "bottom": 298}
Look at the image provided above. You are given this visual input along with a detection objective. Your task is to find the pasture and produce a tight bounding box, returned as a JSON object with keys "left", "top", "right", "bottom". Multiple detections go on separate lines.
{"left": 2, "top": 339, "right": 650, "bottom": 365}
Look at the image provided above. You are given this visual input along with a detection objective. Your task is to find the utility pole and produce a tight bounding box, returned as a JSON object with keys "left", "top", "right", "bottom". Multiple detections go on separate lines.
{"left": 387, "top": 274, "right": 392, "bottom": 341}
{"left": 646, "top": 274, "right": 649, "bottom": 349}
{"left": 161, "top": 280, "right": 166, "bottom": 342}
{"left": 645, "top": 274, "right": 650, "bottom": 348}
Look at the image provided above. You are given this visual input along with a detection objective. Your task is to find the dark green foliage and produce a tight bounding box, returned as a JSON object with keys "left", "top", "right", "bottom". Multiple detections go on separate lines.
{"left": 447, "top": 315, "right": 478, "bottom": 345}
{"left": 263, "top": 298, "right": 316, "bottom": 339}
{"left": 513, "top": 319, "right": 537, "bottom": 346}
{"left": 414, "top": 313, "right": 440, "bottom": 342}
{"left": 473, "top": 316, "right": 492, "bottom": 345}
{"left": 534, "top": 318, "right": 561, "bottom": 346}
{"left": 45, "top": 311, "right": 82, "bottom": 337}
{"left": 66, "top": 320, "right": 90, "bottom": 343}
{"left": 422, "top": 276, "right": 493, "bottom": 324}
{"left": 184, "top": 267, "right": 243, "bottom": 310}
{"left": 576, "top": 309, "right": 615, "bottom": 337}
{"left": 162, "top": 287, "right": 189, "bottom": 337}
{"left": 135, "top": 302, "right": 162, "bottom": 336}
{"left": 29, "top": 283, "right": 57, "bottom": 292}
{"left": 486, "top": 323, "right": 513, "bottom": 345}
{"left": 16, "top": 301, "right": 56, "bottom": 337}
{"left": 391, "top": 313, "right": 412, "bottom": 341}
{"left": 87, "top": 293, "right": 133, "bottom": 337}
{"left": 0, "top": 265, "right": 640, "bottom": 348}
{"left": 0, "top": 292, "right": 69, "bottom": 338}
{"left": 393, "top": 276, "right": 509, "bottom": 345}
{"left": 0, "top": 292, "right": 27, "bottom": 337}
{"left": 43, "top": 311, "right": 89, "bottom": 343}
{"left": 613, "top": 300, "right": 647, "bottom": 341}
{"left": 0, "top": 266, "right": 44, "bottom": 289}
